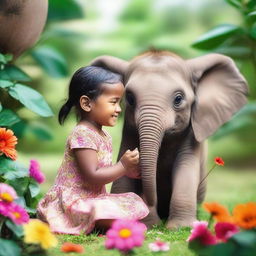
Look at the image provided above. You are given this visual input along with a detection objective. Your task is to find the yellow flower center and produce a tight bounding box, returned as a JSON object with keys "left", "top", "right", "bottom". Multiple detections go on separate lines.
{"left": 13, "top": 212, "right": 21, "bottom": 219}
{"left": 119, "top": 228, "right": 132, "bottom": 238}
{"left": 0, "top": 192, "right": 13, "bottom": 202}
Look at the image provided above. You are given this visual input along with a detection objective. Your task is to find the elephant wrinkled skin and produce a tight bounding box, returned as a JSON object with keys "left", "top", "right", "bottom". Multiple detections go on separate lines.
{"left": 91, "top": 50, "right": 248, "bottom": 229}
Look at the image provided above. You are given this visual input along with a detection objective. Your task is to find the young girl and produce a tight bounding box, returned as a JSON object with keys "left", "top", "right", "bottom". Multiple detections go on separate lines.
{"left": 37, "top": 66, "right": 149, "bottom": 234}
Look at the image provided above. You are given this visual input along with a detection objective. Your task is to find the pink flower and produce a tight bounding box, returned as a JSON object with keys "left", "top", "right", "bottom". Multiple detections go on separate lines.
{"left": 105, "top": 219, "right": 147, "bottom": 252}
{"left": 148, "top": 239, "right": 170, "bottom": 252}
{"left": 0, "top": 183, "right": 17, "bottom": 203}
{"left": 187, "top": 221, "right": 217, "bottom": 246}
{"left": 215, "top": 222, "right": 239, "bottom": 242}
{"left": 0, "top": 201, "right": 11, "bottom": 217}
{"left": 29, "top": 160, "right": 45, "bottom": 184}
{"left": 8, "top": 203, "right": 29, "bottom": 225}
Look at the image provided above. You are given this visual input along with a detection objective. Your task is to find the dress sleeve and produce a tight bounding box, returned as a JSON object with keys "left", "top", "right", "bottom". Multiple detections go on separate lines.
{"left": 69, "top": 127, "right": 98, "bottom": 150}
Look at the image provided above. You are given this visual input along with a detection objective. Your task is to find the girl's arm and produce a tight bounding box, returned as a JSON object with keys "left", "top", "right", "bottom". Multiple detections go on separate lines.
{"left": 74, "top": 148, "right": 139, "bottom": 186}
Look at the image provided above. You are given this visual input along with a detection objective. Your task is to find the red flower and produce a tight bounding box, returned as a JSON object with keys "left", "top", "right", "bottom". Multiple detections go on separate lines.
{"left": 61, "top": 242, "right": 84, "bottom": 253}
{"left": 214, "top": 157, "right": 224, "bottom": 166}
{"left": 187, "top": 221, "right": 217, "bottom": 246}
{"left": 215, "top": 222, "right": 239, "bottom": 242}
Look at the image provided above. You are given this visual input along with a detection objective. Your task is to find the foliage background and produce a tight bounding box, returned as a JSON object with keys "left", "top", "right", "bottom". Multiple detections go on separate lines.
{"left": 9, "top": 0, "right": 255, "bottom": 196}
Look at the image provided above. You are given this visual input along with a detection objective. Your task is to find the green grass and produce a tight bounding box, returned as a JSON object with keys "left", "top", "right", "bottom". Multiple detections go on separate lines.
{"left": 18, "top": 150, "right": 256, "bottom": 256}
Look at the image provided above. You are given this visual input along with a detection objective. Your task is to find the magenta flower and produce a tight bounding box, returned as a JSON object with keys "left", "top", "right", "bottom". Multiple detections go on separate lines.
{"left": 105, "top": 219, "right": 147, "bottom": 253}
{"left": 215, "top": 222, "right": 239, "bottom": 242}
{"left": 187, "top": 221, "right": 217, "bottom": 246}
{"left": 8, "top": 203, "right": 29, "bottom": 225}
{"left": 0, "top": 183, "right": 17, "bottom": 203}
{"left": 0, "top": 201, "right": 11, "bottom": 217}
{"left": 29, "top": 159, "right": 45, "bottom": 184}
{"left": 148, "top": 239, "right": 170, "bottom": 252}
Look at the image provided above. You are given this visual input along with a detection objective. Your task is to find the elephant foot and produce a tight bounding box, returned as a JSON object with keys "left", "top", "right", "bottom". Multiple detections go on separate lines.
{"left": 141, "top": 208, "right": 161, "bottom": 228}
{"left": 166, "top": 217, "right": 197, "bottom": 230}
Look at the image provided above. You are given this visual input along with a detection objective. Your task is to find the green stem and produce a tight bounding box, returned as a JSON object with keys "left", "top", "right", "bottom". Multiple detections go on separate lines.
{"left": 199, "top": 164, "right": 216, "bottom": 186}
{"left": 0, "top": 216, "right": 5, "bottom": 235}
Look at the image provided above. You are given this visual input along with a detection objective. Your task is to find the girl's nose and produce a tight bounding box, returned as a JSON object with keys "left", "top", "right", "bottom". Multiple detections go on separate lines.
{"left": 116, "top": 104, "right": 122, "bottom": 113}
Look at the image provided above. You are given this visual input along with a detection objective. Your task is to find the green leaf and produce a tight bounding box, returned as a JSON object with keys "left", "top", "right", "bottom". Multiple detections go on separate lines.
{"left": 0, "top": 65, "right": 31, "bottom": 82}
{"left": 0, "top": 54, "right": 12, "bottom": 64}
{"left": 29, "top": 181, "right": 40, "bottom": 198}
{"left": 31, "top": 46, "right": 68, "bottom": 78}
{"left": 0, "top": 54, "right": 5, "bottom": 64}
{"left": 248, "top": 10, "right": 256, "bottom": 17}
{"left": 0, "top": 103, "right": 2, "bottom": 112}
{"left": 10, "top": 120, "right": 27, "bottom": 138}
{"left": 0, "top": 239, "right": 21, "bottom": 256}
{"left": 199, "top": 242, "right": 236, "bottom": 256}
{"left": 15, "top": 197, "right": 36, "bottom": 214}
{"left": 48, "top": 0, "right": 84, "bottom": 22}
{"left": 8, "top": 177, "right": 30, "bottom": 196}
{"left": 5, "top": 220, "right": 24, "bottom": 238}
{"left": 4, "top": 167, "right": 28, "bottom": 180}
{"left": 8, "top": 83, "right": 53, "bottom": 117}
{"left": 225, "top": 0, "right": 242, "bottom": 9}
{"left": 215, "top": 46, "right": 251, "bottom": 59}
{"left": 0, "top": 79, "right": 14, "bottom": 88}
{"left": 0, "top": 158, "right": 20, "bottom": 174}
{"left": 250, "top": 24, "right": 256, "bottom": 39}
{"left": 231, "top": 230, "right": 256, "bottom": 247}
{"left": 192, "top": 24, "right": 242, "bottom": 50}
{"left": 0, "top": 109, "right": 21, "bottom": 127}
{"left": 0, "top": 158, "right": 28, "bottom": 179}
{"left": 212, "top": 103, "right": 256, "bottom": 140}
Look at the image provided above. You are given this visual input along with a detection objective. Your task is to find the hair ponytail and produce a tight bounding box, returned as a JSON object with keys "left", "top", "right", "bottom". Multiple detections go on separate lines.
{"left": 58, "top": 100, "right": 73, "bottom": 125}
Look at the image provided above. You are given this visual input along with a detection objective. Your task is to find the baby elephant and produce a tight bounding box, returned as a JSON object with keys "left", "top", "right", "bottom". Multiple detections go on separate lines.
{"left": 91, "top": 50, "right": 248, "bottom": 229}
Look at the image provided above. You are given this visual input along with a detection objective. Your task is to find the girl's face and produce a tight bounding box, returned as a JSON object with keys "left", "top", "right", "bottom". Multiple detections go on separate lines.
{"left": 89, "top": 82, "right": 124, "bottom": 127}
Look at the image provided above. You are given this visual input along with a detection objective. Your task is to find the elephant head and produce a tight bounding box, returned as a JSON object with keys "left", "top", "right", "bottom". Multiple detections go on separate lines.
{"left": 91, "top": 51, "right": 248, "bottom": 208}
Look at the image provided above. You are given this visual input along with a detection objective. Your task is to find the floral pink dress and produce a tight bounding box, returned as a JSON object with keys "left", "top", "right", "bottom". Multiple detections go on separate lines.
{"left": 37, "top": 125, "right": 149, "bottom": 235}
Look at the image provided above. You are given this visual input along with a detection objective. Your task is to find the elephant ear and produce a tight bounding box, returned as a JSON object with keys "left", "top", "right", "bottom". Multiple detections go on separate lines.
{"left": 187, "top": 54, "right": 248, "bottom": 142}
{"left": 90, "top": 55, "right": 129, "bottom": 76}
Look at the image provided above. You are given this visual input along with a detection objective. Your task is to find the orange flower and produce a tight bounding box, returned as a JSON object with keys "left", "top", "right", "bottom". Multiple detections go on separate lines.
{"left": 233, "top": 202, "right": 256, "bottom": 229}
{"left": 203, "top": 202, "right": 233, "bottom": 222}
{"left": 0, "top": 128, "right": 17, "bottom": 160}
{"left": 61, "top": 242, "right": 84, "bottom": 253}
{"left": 214, "top": 157, "right": 224, "bottom": 166}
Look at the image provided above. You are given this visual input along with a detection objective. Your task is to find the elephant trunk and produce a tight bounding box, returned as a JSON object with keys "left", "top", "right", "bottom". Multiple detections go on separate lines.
{"left": 138, "top": 111, "right": 164, "bottom": 207}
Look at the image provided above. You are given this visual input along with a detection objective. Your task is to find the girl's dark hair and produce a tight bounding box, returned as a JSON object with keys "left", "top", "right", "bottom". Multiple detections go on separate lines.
{"left": 58, "top": 66, "right": 122, "bottom": 125}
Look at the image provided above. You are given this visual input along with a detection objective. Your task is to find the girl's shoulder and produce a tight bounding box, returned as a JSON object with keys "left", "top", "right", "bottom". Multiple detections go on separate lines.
{"left": 67, "top": 124, "right": 111, "bottom": 150}
{"left": 67, "top": 124, "right": 100, "bottom": 150}
{"left": 72, "top": 124, "right": 110, "bottom": 140}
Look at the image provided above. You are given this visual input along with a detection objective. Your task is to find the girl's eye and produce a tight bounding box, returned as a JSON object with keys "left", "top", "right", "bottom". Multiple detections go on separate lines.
{"left": 173, "top": 93, "right": 184, "bottom": 108}
{"left": 126, "top": 92, "right": 135, "bottom": 106}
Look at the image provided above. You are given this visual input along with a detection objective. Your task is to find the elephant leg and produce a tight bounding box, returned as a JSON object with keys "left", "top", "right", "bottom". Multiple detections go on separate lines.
{"left": 197, "top": 141, "right": 207, "bottom": 203}
{"left": 141, "top": 205, "right": 161, "bottom": 228}
{"left": 111, "top": 176, "right": 142, "bottom": 194}
{"left": 166, "top": 152, "right": 200, "bottom": 229}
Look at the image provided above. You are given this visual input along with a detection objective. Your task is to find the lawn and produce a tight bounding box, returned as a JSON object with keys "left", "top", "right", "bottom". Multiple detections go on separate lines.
{"left": 19, "top": 151, "right": 256, "bottom": 256}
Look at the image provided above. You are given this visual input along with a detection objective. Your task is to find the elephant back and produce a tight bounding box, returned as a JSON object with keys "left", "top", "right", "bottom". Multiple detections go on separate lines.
{"left": 0, "top": 0, "right": 48, "bottom": 58}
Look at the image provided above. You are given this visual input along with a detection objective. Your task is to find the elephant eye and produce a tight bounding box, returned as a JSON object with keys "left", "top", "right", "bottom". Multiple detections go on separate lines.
{"left": 126, "top": 91, "right": 136, "bottom": 107}
{"left": 173, "top": 93, "right": 183, "bottom": 108}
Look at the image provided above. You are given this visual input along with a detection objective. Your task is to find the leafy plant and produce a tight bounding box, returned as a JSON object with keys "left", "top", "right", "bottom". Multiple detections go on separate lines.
{"left": 191, "top": 0, "right": 256, "bottom": 140}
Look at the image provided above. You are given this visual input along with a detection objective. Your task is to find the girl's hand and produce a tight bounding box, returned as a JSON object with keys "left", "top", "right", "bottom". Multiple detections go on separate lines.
{"left": 120, "top": 148, "right": 141, "bottom": 179}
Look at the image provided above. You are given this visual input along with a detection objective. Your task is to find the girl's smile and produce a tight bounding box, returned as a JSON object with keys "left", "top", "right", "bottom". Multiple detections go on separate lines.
{"left": 85, "top": 82, "right": 124, "bottom": 128}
